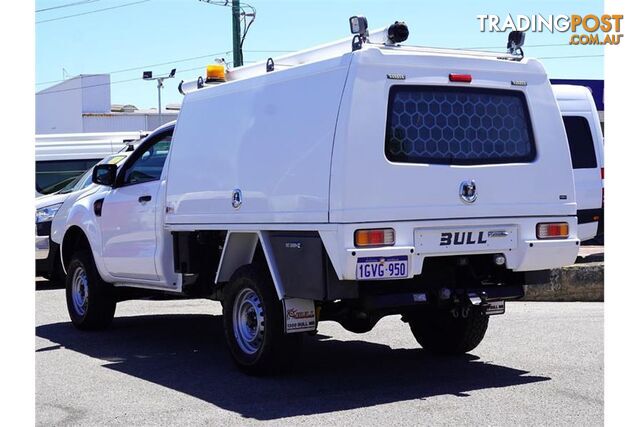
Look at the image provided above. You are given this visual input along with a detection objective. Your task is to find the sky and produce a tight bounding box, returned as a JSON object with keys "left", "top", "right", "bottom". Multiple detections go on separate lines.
{"left": 35, "top": 0, "right": 604, "bottom": 109}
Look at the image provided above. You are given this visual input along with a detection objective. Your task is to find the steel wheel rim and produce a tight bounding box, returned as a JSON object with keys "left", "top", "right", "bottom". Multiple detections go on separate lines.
{"left": 232, "top": 288, "right": 265, "bottom": 355}
{"left": 71, "top": 265, "right": 89, "bottom": 316}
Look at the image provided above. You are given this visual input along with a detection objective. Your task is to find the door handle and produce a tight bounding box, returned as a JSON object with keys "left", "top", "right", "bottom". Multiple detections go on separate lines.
{"left": 138, "top": 195, "right": 152, "bottom": 203}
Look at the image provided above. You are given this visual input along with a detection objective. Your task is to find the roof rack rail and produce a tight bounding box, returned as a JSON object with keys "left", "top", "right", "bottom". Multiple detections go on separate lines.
{"left": 178, "top": 19, "right": 525, "bottom": 94}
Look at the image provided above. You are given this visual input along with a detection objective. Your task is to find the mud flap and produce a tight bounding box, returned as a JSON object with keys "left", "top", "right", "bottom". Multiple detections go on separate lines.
{"left": 283, "top": 298, "right": 316, "bottom": 333}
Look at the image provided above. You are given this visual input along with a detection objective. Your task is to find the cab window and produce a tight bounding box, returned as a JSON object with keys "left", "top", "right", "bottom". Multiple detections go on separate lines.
{"left": 122, "top": 133, "right": 172, "bottom": 185}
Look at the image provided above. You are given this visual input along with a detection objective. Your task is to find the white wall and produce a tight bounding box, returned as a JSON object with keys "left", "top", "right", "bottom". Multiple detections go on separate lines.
{"left": 82, "top": 113, "right": 177, "bottom": 132}
{"left": 36, "top": 77, "right": 84, "bottom": 133}
{"left": 37, "top": 74, "right": 179, "bottom": 134}
{"left": 36, "top": 74, "right": 111, "bottom": 134}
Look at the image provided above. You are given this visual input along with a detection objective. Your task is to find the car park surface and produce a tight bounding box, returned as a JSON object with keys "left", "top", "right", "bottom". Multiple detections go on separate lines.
{"left": 36, "top": 282, "right": 603, "bottom": 426}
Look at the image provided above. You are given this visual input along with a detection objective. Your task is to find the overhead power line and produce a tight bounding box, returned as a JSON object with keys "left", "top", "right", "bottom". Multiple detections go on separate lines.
{"left": 36, "top": 0, "right": 150, "bottom": 24}
{"left": 538, "top": 54, "right": 604, "bottom": 60}
{"left": 459, "top": 43, "right": 574, "bottom": 50}
{"left": 36, "top": 0, "right": 100, "bottom": 13}
{"left": 36, "top": 50, "right": 232, "bottom": 86}
{"left": 35, "top": 53, "right": 604, "bottom": 96}
{"left": 35, "top": 49, "right": 292, "bottom": 86}
{"left": 34, "top": 43, "right": 587, "bottom": 86}
{"left": 36, "top": 64, "right": 219, "bottom": 96}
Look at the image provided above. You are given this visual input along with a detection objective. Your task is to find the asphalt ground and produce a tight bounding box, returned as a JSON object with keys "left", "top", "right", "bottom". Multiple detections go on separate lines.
{"left": 36, "top": 281, "right": 603, "bottom": 426}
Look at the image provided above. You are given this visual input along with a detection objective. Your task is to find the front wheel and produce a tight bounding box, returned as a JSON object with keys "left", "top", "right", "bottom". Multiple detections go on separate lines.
{"left": 222, "top": 264, "right": 303, "bottom": 375}
{"left": 65, "top": 250, "right": 116, "bottom": 330}
{"left": 407, "top": 307, "right": 489, "bottom": 355}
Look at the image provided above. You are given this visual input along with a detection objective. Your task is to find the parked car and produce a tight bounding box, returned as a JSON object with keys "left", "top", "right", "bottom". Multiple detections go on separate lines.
{"left": 552, "top": 85, "right": 604, "bottom": 243}
{"left": 36, "top": 146, "right": 138, "bottom": 281}
{"left": 52, "top": 21, "right": 579, "bottom": 375}
{"left": 36, "top": 131, "right": 145, "bottom": 197}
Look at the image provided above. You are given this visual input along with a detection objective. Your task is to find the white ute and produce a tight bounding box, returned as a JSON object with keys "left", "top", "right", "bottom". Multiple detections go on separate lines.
{"left": 51, "top": 19, "right": 579, "bottom": 375}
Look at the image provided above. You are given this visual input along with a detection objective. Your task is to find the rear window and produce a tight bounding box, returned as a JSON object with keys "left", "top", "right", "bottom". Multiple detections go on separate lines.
{"left": 562, "top": 116, "right": 597, "bottom": 169}
{"left": 385, "top": 86, "right": 536, "bottom": 165}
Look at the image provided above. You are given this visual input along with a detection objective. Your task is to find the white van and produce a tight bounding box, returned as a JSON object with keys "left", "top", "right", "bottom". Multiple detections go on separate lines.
{"left": 52, "top": 21, "right": 579, "bottom": 375}
{"left": 36, "top": 131, "right": 145, "bottom": 196}
{"left": 552, "top": 85, "right": 604, "bottom": 242}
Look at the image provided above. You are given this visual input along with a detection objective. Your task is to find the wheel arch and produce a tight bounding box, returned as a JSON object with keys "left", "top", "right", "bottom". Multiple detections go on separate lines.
{"left": 61, "top": 226, "right": 92, "bottom": 272}
{"left": 215, "top": 231, "right": 285, "bottom": 299}
{"left": 214, "top": 230, "right": 355, "bottom": 302}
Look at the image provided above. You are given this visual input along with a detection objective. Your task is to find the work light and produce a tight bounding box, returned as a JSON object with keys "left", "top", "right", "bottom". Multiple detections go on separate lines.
{"left": 349, "top": 16, "right": 368, "bottom": 36}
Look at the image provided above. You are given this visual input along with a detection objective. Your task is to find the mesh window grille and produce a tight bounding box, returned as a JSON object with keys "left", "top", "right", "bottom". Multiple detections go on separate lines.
{"left": 385, "top": 86, "right": 536, "bottom": 165}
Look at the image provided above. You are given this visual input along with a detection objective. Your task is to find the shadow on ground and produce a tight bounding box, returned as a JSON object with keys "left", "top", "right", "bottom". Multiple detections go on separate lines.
{"left": 36, "top": 314, "right": 549, "bottom": 420}
{"left": 36, "top": 278, "right": 64, "bottom": 291}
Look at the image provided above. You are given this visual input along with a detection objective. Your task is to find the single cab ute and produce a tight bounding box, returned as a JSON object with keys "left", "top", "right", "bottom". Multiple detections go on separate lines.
{"left": 52, "top": 20, "right": 579, "bottom": 375}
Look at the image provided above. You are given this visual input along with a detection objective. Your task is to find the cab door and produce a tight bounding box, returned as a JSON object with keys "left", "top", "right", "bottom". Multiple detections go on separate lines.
{"left": 100, "top": 130, "right": 173, "bottom": 281}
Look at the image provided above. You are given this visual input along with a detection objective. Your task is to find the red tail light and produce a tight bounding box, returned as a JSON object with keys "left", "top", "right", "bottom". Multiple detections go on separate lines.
{"left": 354, "top": 228, "right": 395, "bottom": 247}
{"left": 449, "top": 73, "right": 472, "bottom": 83}
{"left": 536, "top": 222, "right": 569, "bottom": 239}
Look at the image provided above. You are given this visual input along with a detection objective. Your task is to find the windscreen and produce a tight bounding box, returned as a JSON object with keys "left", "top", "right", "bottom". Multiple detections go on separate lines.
{"left": 385, "top": 86, "right": 536, "bottom": 165}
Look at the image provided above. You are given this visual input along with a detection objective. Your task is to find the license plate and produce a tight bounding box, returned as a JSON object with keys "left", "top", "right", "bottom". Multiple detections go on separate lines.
{"left": 356, "top": 256, "right": 408, "bottom": 280}
{"left": 415, "top": 226, "right": 517, "bottom": 254}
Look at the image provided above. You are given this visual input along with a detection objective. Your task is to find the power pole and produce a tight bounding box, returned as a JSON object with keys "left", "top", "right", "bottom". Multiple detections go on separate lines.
{"left": 231, "top": 0, "right": 243, "bottom": 67}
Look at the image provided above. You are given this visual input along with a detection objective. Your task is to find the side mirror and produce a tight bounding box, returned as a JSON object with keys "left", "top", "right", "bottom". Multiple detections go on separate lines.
{"left": 92, "top": 164, "right": 117, "bottom": 187}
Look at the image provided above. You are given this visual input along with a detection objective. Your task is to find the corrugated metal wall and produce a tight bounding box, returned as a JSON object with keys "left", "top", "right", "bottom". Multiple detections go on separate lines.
{"left": 82, "top": 113, "right": 178, "bottom": 132}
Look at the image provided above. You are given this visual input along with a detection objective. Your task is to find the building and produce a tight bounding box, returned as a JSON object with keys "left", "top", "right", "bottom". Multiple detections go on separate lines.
{"left": 36, "top": 74, "right": 179, "bottom": 134}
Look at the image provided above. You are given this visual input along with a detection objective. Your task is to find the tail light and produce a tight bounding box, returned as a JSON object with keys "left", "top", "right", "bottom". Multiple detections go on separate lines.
{"left": 354, "top": 228, "right": 395, "bottom": 247}
{"left": 449, "top": 73, "right": 472, "bottom": 83}
{"left": 536, "top": 222, "right": 569, "bottom": 239}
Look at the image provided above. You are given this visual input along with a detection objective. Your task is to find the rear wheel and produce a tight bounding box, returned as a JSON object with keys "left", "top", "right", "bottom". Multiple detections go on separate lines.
{"left": 223, "top": 264, "right": 303, "bottom": 375}
{"left": 65, "top": 250, "right": 116, "bottom": 330}
{"left": 408, "top": 307, "right": 489, "bottom": 355}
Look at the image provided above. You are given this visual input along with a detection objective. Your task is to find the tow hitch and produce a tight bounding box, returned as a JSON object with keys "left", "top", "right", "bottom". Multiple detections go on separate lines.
{"left": 466, "top": 292, "right": 506, "bottom": 316}
{"left": 448, "top": 290, "right": 507, "bottom": 317}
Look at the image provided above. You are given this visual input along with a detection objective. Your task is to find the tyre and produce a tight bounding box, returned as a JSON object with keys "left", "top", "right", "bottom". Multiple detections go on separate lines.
{"left": 222, "top": 264, "right": 303, "bottom": 375}
{"left": 65, "top": 250, "right": 116, "bottom": 330}
{"left": 46, "top": 254, "right": 66, "bottom": 285}
{"left": 408, "top": 307, "right": 489, "bottom": 355}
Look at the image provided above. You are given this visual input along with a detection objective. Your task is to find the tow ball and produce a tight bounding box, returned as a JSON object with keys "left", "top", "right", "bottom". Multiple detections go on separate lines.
{"left": 448, "top": 291, "right": 505, "bottom": 317}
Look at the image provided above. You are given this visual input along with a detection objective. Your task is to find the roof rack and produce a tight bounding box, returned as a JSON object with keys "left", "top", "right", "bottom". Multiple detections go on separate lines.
{"left": 178, "top": 19, "right": 525, "bottom": 94}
